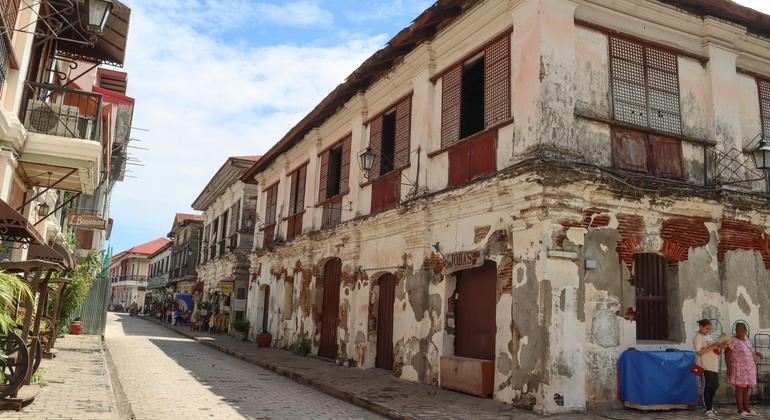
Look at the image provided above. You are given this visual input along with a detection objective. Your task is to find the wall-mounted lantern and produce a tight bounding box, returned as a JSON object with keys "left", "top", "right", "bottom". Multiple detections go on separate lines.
{"left": 358, "top": 146, "right": 375, "bottom": 178}
{"left": 87, "top": 0, "right": 113, "bottom": 32}
{"left": 751, "top": 138, "right": 770, "bottom": 172}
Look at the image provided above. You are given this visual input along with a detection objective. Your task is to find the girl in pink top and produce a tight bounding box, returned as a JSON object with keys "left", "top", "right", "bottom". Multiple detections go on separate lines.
{"left": 725, "top": 322, "right": 762, "bottom": 417}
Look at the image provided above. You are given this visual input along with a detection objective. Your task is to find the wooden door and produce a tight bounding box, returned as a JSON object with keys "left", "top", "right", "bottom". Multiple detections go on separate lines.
{"left": 375, "top": 273, "right": 396, "bottom": 370}
{"left": 634, "top": 253, "right": 668, "bottom": 340}
{"left": 318, "top": 258, "right": 341, "bottom": 359}
{"left": 455, "top": 261, "right": 497, "bottom": 360}
{"left": 261, "top": 286, "right": 270, "bottom": 332}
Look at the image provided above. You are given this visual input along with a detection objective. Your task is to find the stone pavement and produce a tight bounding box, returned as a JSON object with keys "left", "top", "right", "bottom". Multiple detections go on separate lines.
{"left": 0, "top": 334, "right": 116, "bottom": 420}
{"left": 105, "top": 312, "right": 384, "bottom": 419}
{"left": 147, "top": 316, "right": 770, "bottom": 420}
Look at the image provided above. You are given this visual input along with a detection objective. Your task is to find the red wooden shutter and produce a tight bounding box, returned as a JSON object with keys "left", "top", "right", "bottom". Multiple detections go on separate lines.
{"left": 394, "top": 96, "right": 411, "bottom": 168}
{"left": 369, "top": 116, "right": 383, "bottom": 178}
{"left": 612, "top": 127, "right": 649, "bottom": 173}
{"left": 340, "top": 135, "right": 351, "bottom": 193}
{"left": 441, "top": 65, "right": 462, "bottom": 148}
{"left": 649, "top": 135, "right": 684, "bottom": 179}
{"left": 484, "top": 34, "right": 511, "bottom": 128}
{"left": 318, "top": 151, "right": 329, "bottom": 202}
{"left": 288, "top": 170, "right": 298, "bottom": 216}
{"left": 295, "top": 164, "right": 307, "bottom": 212}
{"left": 448, "top": 141, "right": 471, "bottom": 187}
{"left": 469, "top": 129, "right": 497, "bottom": 178}
{"left": 760, "top": 79, "right": 770, "bottom": 140}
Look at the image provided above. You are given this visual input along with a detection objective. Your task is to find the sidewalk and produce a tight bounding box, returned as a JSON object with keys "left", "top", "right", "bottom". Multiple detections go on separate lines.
{"left": 0, "top": 334, "right": 118, "bottom": 420}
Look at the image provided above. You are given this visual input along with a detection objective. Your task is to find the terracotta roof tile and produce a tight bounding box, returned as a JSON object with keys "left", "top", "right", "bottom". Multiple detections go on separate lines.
{"left": 118, "top": 237, "right": 171, "bottom": 256}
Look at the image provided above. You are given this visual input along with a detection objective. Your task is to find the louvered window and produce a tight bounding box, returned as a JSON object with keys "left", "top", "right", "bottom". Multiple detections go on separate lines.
{"left": 760, "top": 78, "right": 770, "bottom": 140}
{"left": 318, "top": 136, "right": 351, "bottom": 229}
{"left": 368, "top": 96, "right": 411, "bottom": 179}
{"left": 609, "top": 36, "right": 682, "bottom": 135}
{"left": 286, "top": 164, "right": 306, "bottom": 241}
{"left": 262, "top": 183, "right": 278, "bottom": 247}
{"left": 441, "top": 34, "right": 511, "bottom": 148}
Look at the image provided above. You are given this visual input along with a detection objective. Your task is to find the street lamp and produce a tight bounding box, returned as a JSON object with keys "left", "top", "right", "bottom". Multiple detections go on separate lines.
{"left": 750, "top": 138, "right": 770, "bottom": 172}
{"left": 87, "top": 0, "right": 113, "bottom": 32}
{"left": 37, "top": 202, "right": 49, "bottom": 217}
{"left": 358, "top": 146, "right": 375, "bottom": 178}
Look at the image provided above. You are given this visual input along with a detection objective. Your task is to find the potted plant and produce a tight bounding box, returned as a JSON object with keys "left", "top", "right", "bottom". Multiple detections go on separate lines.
{"left": 231, "top": 319, "right": 250, "bottom": 341}
{"left": 256, "top": 328, "right": 272, "bottom": 348}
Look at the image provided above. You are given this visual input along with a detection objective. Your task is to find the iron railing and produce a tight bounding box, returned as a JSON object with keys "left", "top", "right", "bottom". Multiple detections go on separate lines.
{"left": 20, "top": 81, "right": 103, "bottom": 142}
{"left": 112, "top": 275, "right": 147, "bottom": 284}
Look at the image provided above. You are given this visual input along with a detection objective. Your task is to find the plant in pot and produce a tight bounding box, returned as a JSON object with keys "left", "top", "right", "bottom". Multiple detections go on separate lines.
{"left": 231, "top": 319, "right": 250, "bottom": 341}
{"left": 256, "top": 328, "right": 272, "bottom": 348}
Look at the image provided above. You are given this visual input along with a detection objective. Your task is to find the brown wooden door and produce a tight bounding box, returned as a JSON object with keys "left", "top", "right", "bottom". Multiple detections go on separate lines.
{"left": 261, "top": 286, "right": 270, "bottom": 332}
{"left": 634, "top": 253, "right": 668, "bottom": 341}
{"left": 318, "top": 258, "right": 341, "bottom": 359}
{"left": 375, "top": 273, "right": 396, "bottom": 370}
{"left": 455, "top": 261, "right": 497, "bottom": 360}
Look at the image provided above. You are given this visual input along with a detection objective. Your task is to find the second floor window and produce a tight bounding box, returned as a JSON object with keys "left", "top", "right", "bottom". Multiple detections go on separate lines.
{"left": 262, "top": 183, "right": 279, "bottom": 247}
{"left": 609, "top": 36, "right": 682, "bottom": 135}
{"left": 287, "top": 164, "right": 307, "bottom": 241}
{"left": 369, "top": 96, "right": 411, "bottom": 179}
{"left": 760, "top": 78, "right": 769, "bottom": 140}
{"left": 318, "top": 135, "right": 351, "bottom": 202}
{"left": 441, "top": 33, "right": 510, "bottom": 148}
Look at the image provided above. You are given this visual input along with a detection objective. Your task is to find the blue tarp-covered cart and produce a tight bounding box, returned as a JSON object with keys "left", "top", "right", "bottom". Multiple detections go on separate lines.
{"left": 618, "top": 349, "right": 698, "bottom": 411}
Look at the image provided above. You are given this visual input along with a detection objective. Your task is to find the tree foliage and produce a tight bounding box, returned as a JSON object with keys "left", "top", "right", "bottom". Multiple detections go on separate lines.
{"left": 58, "top": 250, "right": 101, "bottom": 335}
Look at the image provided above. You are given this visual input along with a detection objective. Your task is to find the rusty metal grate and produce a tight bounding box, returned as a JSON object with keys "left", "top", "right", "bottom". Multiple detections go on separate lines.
{"left": 610, "top": 36, "right": 682, "bottom": 136}
{"left": 754, "top": 333, "right": 770, "bottom": 401}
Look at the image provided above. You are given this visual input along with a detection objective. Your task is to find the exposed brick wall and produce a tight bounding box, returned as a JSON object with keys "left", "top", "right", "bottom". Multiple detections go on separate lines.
{"left": 474, "top": 225, "right": 491, "bottom": 243}
{"left": 558, "top": 207, "right": 611, "bottom": 247}
{"left": 719, "top": 218, "right": 770, "bottom": 268}
{"left": 659, "top": 217, "right": 711, "bottom": 261}
{"left": 616, "top": 214, "right": 644, "bottom": 269}
{"left": 498, "top": 251, "right": 514, "bottom": 294}
{"left": 425, "top": 252, "right": 445, "bottom": 274}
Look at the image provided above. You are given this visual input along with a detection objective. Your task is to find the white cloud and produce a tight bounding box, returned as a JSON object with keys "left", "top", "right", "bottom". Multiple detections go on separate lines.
{"left": 110, "top": 1, "right": 384, "bottom": 249}
{"left": 733, "top": 0, "right": 770, "bottom": 14}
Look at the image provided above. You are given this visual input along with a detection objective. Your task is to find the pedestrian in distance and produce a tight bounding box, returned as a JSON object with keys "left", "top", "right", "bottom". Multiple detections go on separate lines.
{"left": 725, "top": 322, "right": 763, "bottom": 417}
{"left": 693, "top": 319, "right": 723, "bottom": 417}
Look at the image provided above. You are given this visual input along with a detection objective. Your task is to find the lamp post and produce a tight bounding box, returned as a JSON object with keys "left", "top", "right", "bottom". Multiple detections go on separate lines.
{"left": 358, "top": 146, "right": 375, "bottom": 179}
{"left": 87, "top": 0, "right": 113, "bottom": 32}
{"left": 750, "top": 138, "right": 770, "bottom": 173}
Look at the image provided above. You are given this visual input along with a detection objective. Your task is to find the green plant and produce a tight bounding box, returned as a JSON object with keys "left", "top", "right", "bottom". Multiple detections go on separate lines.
{"left": 0, "top": 270, "right": 31, "bottom": 335}
{"left": 58, "top": 250, "right": 102, "bottom": 335}
{"left": 30, "top": 367, "right": 46, "bottom": 387}
{"left": 231, "top": 319, "right": 250, "bottom": 333}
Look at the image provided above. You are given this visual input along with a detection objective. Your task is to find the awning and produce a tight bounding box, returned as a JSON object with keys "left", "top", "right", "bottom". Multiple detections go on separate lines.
{"left": 0, "top": 199, "right": 44, "bottom": 245}
{"left": 56, "top": 1, "right": 131, "bottom": 67}
{"left": 27, "top": 242, "right": 74, "bottom": 271}
{"left": 174, "top": 293, "right": 193, "bottom": 312}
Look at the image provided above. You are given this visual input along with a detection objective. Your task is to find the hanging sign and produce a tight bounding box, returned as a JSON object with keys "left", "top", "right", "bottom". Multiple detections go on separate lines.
{"left": 442, "top": 249, "right": 485, "bottom": 274}
{"left": 68, "top": 213, "right": 107, "bottom": 230}
{"left": 220, "top": 281, "right": 234, "bottom": 294}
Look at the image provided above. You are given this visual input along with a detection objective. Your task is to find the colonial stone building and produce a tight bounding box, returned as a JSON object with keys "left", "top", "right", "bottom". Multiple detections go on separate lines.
{"left": 239, "top": 0, "right": 770, "bottom": 414}
{"left": 194, "top": 156, "right": 260, "bottom": 330}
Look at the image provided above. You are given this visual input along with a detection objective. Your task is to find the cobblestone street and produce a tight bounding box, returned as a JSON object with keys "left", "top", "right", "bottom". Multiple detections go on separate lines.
{"left": 104, "top": 312, "right": 383, "bottom": 419}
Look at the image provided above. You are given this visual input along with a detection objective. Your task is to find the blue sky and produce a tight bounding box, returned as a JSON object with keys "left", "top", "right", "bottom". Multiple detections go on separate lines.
{"left": 109, "top": 0, "right": 770, "bottom": 254}
{"left": 109, "top": 0, "right": 433, "bottom": 253}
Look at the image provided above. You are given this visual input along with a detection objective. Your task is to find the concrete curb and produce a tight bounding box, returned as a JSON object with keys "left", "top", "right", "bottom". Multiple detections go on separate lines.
{"left": 102, "top": 338, "right": 136, "bottom": 420}
{"left": 142, "top": 317, "right": 410, "bottom": 420}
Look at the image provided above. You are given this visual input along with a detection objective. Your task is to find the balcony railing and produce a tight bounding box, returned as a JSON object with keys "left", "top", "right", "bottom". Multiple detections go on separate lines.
{"left": 114, "top": 275, "right": 147, "bottom": 284}
{"left": 20, "top": 81, "right": 103, "bottom": 142}
{"left": 321, "top": 196, "right": 343, "bottom": 229}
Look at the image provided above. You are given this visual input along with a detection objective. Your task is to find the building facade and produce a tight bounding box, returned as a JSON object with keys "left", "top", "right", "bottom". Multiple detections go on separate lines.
{"left": 146, "top": 240, "right": 172, "bottom": 301}
{"left": 109, "top": 237, "right": 170, "bottom": 309}
{"left": 0, "top": 1, "right": 132, "bottom": 265}
{"left": 167, "top": 213, "right": 204, "bottom": 293}
{"left": 238, "top": 0, "right": 770, "bottom": 414}
{"left": 193, "top": 156, "right": 260, "bottom": 332}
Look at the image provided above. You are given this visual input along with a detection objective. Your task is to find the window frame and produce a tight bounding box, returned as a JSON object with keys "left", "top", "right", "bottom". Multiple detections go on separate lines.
{"left": 286, "top": 162, "right": 308, "bottom": 242}
{"left": 261, "top": 182, "right": 279, "bottom": 247}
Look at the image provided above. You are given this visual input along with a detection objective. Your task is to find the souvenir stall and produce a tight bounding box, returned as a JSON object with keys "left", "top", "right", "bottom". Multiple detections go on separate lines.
{"left": 202, "top": 281, "right": 231, "bottom": 333}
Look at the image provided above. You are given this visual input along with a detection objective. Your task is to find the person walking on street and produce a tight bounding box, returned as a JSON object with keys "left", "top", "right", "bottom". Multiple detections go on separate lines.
{"left": 725, "top": 322, "right": 762, "bottom": 417}
{"left": 694, "top": 319, "right": 721, "bottom": 417}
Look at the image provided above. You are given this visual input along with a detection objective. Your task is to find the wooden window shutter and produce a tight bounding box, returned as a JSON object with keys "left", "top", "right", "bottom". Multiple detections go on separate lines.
{"left": 609, "top": 36, "right": 682, "bottom": 135}
{"left": 394, "top": 96, "right": 411, "bottom": 168}
{"left": 295, "top": 164, "right": 307, "bottom": 212}
{"left": 484, "top": 34, "right": 511, "bottom": 127}
{"left": 318, "top": 151, "right": 329, "bottom": 202}
{"left": 288, "top": 171, "right": 298, "bottom": 215}
{"left": 340, "top": 135, "right": 351, "bottom": 193}
{"left": 369, "top": 115, "right": 383, "bottom": 178}
{"left": 441, "top": 65, "right": 462, "bottom": 148}
{"left": 760, "top": 79, "right": 770, "bottom": 140}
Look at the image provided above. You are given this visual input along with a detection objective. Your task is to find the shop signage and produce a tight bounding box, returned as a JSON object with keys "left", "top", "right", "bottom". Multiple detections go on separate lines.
{"left": 442, "top": 249, "right": 485, "bottom": 274}
{"left": 68, "top": 213, "right": 107, "bottom": 230}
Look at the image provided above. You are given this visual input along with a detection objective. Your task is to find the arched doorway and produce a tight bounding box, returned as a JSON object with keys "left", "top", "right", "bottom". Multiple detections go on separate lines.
{"left": 375, "top": 273, "right": 396, "bottom": 370}
{"left": 318, "top": 258, "right": 342, "bottom": 359}
{"left": 455, "top": 260, "right": 497, "bottom": 360}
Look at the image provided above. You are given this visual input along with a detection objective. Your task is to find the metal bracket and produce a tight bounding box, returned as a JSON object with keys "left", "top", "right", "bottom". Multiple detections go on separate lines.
{"left": 17, "top": 167, "right": 78, "bottom": 212}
